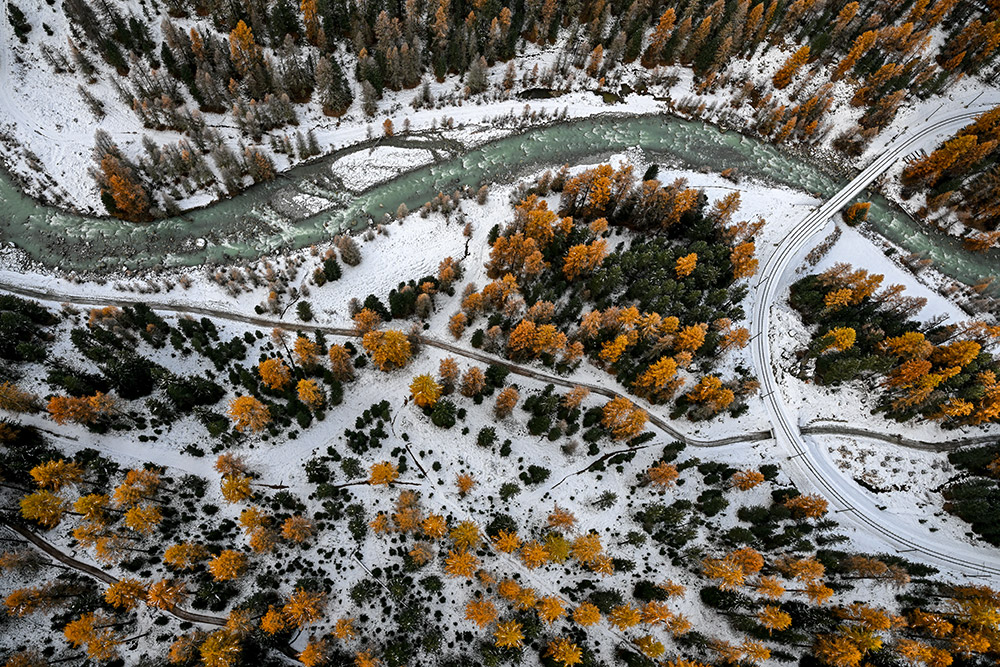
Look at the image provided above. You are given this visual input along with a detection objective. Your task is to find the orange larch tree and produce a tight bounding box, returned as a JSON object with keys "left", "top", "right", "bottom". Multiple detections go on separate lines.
{"left": 460, "top": 367, "right": 486, "bottom": 397}
{"left": 493, "top": 620, "right": 524, "bottom": 648}
{"left": 20, "top": 490, "right": 67, "bottom": 529}
{"left": 164, "top": 542, "right": 208, "bottom": 570}
{"left": 124, "top": 504, "right": 162, "bottom": 535}
{"left": 675, "top": 253, "right": 698, "bottom": 278}
{"left": 368, "top": 461, "right": 399, "bottom": 485}
{"left": 494, "top": 386, "right": 519, "bottom": 418}
{"left": 105, "top": 578, "right": 147, "bottom": 611}
{"left": 448, "top": 312, "right": 467, "bottom": 338}
{"left": 300, "top": 0, "right": 322, "bottom": 45}
{"left": 258, "top": 359, "right": 292, "bottom": 390}
{"left": 573, "top": 601, "right": 601, "bottom": 626}
{"left": 47, "top": 393, "right": 117, "bottom": 425}
{"left": 294, "top": 336, "right": 320, "bottom": 369}
{"left": 112, "top": 468, "right": 161, "bottom": 507}
{"left": 608, "top": 604, "right": 643, "bottom": 630}
{"left": 444, "top": 549, "right": 479, "bottom": 578}
{"left": 731, "top": 242, "right": 759, "bottom": 279}
{"left": 465, "top": 597, "right": 498, "bottom": 628}
{"left": 784, "top": 493, "right": 830, "bottom": 519}
{"left": 832, "top": 30, "right": 878, "bottom": 81}
{"left": 647, "top": 462, "right": 680, "bottom": 489}
{"left": 283, "top": 589, "right": 327, "bottom": 629}
{"left": 227, "top": 396, "right": 270, "bottom": 433}
{"left": 282, "top": 516, "right": 315, "bottom": 543}
{"left": 328, "top": 344, "right": 355, "bottom": 381}
{"left": 100, "top": 155, "right": 149, "bottom": 221}
{"left": 438, "top": 357, "right": 461, "bottom": 391}
{"left": 30, "top": 459, "right": 84, "bottom": 491}
{"left": 731, "top": 469, "right": 766, "bottom": 490}
{"left": 758, "top": 605, "right": 793, "bottom": 634}
{"left": 0, "top": 381, "right": 39, "bottom": 413}
{"left": 450, "top": 520, "right": 481, "bottom": 550}
{"left": 297, "top": 379, "right": 325, "bottom": 411}
{"left": 773, "top": 45, "right": 810, "bottom": 89}
{"left": 362, "top": 330, "right": 412, "bottom": 370}
{"left": 601, "top": 397, "right": 648, "bottom": 440}
{"left": 456, "top": 473, "right": 475, "bottom": 497}
{"left": 702, "top": 556, "right": 746, "bottom": 590}
{"left": 221, "top": 474, "right": 252, "bottom": 503}
{"left": 546, "top": 637, "right": 583, "bottom": 666}
{"left": 642, "top": 8, "right": 676, "bottom": 66}
{"left": 229, "top": 20, "right": 262, "bottom": 76}
{"left": 409, "top": 374, "right": 442, "bottom": 408}
{"left": 494, "top": 530, "right": 522, "bottom": 553}
{"left": 208, "top": 550, "right": 247, "bottom": 581}
{"left": 353, "top": 308, "right": 383, "bottom": 335}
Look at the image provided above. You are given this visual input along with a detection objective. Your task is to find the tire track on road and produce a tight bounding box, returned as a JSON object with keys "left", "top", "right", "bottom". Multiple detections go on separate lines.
{"left": 750, "top": 110, "right": 1000, "bottom": 579}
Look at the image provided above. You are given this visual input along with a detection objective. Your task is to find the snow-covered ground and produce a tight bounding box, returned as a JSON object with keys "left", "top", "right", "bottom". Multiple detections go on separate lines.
{"left": 3, "top": 153, "right": 996, "bottom": 522}
{"left": 808, "top": 433, "right": 977, "bottom": 545}
{"left": 3, "top": 0, "right": 998, "bottom": 219}
{"left": 2, "top": 152, "right": 993, "bottom": 455}
{"left": 774, "top": 219, "right": 1000, "bottom": 446}
{"left": 331, "top": 145, "right": 436, "bottom": 192}
{"left": 813, "top": 224, "right": 968, "bottom": 322}
{"left": 4, "top": 152, "right": 1000, "bottom": 664}
{"left": 863, "top": 78, "right": 1000, "bottom": 241}
{"left": 0, "top": 155, "right": 810, "bottom": 439}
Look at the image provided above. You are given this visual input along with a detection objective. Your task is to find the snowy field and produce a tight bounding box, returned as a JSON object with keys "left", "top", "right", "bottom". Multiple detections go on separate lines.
{"left": 2, "top": 155, "right": 997, "bottom": 566}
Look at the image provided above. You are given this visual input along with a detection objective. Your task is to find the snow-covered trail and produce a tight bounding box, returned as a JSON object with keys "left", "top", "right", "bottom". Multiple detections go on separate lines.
{"left": 751, "top": 109, "right": 1000, "bottom": 581}
{"left": 1, "top": 519, "right": 227, "bottom": 626}
{"left": 1, "top": 107, "right": 998, "bottom": 580}
{"left": 0, "top": 275, "right": 773, "bottom": 447}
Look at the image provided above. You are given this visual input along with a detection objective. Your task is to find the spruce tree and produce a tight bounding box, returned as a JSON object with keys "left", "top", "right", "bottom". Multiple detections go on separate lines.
{"left": 268, "top": 0, "right": 302, "bottom": 46}
{"left": 467, "top": 55, "right": 488, "bottom": 94}
{"left": 361, "top": 80, "right": 378, "bottom": 117}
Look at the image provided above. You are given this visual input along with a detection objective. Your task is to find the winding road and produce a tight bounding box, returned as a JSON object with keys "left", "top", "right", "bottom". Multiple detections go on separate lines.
{"left": 0, "top": 277, "right": 772, "bottom": 450}
{"left": 750, "top": 109, "right": 1000, "bottom": 579}
{"left": 0, "top": 108, "right": 998, "bottom": 589}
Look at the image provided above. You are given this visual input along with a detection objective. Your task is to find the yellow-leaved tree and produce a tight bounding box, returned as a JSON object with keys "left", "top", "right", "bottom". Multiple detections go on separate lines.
{"left": 227, "top": 396, "right": 270, "bottom": 433}
{"left": 105, "top": 579, "right": 147, "bottom": 611}
{"left": 410, "top": 374, "right": 442, "bottom": 408}
{"left": 368, "top": 461, "right": 399, "bottom": 485}
{"left": 30, "top": 459, "right": 84, "bottom": 491}
{"left": 362, "top": 330, "right": 412, "bottom": 370}
{"left": 773, "top": 45, "right": 810, "bottom": 89}
{"left": 465, "top": 597, "right": 498, "bottom": 628}
{"left": 297, "top": 380, "right": 324, "bottom": 411}
{"left": 20, "top": 490, "right": 67, "bottom": 529}
{"left": 675, "top": 253, "right": 698, "bottom": 278}
{"left": 601, "top": 397, "right": 648, "bottom": 440}
{"left": 258, "top": 358, "right": 292, "bottom": 390}
{"left": 493, "top": 620, "right": 524, "bottom": 648}
{"left": 208, "top": 550, "right": 247, "bottom": 581}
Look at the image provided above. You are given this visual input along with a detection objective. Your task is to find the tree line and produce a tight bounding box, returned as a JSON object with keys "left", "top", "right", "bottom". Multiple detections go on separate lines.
{"left": 11, "top": 0, "right": 998, "bottom": 218}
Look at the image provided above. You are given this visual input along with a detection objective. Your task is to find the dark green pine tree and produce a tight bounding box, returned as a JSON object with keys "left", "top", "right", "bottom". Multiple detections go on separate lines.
{"left": 268, "top": 0, "right": 302, "bottom": 46}
{"left": 316, "top": 55, "right": 353, "bottom": 116}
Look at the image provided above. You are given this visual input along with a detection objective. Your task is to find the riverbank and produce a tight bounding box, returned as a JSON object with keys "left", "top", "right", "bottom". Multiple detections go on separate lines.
{"left": 0, "top": 110, "right": 997, "bottom": 309}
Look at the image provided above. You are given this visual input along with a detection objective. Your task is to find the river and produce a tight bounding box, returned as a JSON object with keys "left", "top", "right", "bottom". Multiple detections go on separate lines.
{"left": 0, "top": 114, "right": 996, "bottom": 295}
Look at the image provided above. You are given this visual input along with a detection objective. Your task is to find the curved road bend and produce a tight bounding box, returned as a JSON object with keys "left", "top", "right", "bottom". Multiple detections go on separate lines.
{"left": 1, "top": 110, "right": 998, "bottom": 578}
{"left": 751, "top": 110, "right": 1000, "bottom": 579}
